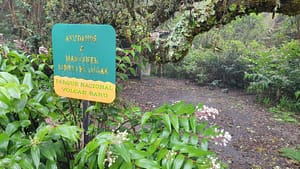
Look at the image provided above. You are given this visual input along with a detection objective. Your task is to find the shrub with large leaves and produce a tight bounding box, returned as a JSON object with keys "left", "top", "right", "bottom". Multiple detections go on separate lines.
{"left": 74, "top": 101, "right": 230, "bottom": 169}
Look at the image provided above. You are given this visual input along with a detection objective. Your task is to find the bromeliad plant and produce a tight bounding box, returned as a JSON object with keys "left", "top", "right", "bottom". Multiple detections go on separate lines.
{"left": 74, "top": 101, "right": 231, "bottom": 169}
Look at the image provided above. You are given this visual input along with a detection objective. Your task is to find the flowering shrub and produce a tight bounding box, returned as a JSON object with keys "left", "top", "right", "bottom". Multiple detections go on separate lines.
{"left": 73, "top": 101, "right": 231, "bottom": 169}
{"left": 0, "top": 46, "right": 231, "bottom": 168}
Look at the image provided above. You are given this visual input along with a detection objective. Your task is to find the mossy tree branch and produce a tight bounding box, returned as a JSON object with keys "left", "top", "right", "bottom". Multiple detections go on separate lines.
{"left": 149, "top": 0, "right": 300, "bottom": 63}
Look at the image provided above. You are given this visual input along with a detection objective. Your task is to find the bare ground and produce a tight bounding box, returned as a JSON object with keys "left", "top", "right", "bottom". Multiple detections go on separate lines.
{"left": 120, "top": 76, "right": 300, "bottom": 169}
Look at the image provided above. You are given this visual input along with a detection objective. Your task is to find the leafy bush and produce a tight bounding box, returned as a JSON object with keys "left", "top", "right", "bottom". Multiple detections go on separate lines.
{"left": 245, "top": 40, "right": 300, "bottom": 108}
{"left": 74, "top": 102, "right": 230, "bottom": 169}
{"left": 0, "top": 46, "right": 231, "bottom": 168}
{"left": 163, "top": 40, "right": 249, "bottom": 88}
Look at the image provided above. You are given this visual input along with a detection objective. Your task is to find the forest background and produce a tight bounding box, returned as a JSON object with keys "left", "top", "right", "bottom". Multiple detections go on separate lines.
{"left": 0, "top": 0, "right": 299, "bottom": 168}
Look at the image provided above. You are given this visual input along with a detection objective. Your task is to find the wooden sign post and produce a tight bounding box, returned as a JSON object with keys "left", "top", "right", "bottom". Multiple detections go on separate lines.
{"left": 52, "top": 24, "right": 116, "bottom": 145}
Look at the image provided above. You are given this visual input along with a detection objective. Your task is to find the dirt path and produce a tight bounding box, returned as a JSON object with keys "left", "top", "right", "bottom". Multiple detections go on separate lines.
{"left": 120, "top": 77, "right": 300, "bottom": 169}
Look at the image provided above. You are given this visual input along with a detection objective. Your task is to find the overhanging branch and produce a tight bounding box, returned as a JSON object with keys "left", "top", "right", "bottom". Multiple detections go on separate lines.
{"left": 149, "top": 0, "right": 300, "bottom": 63}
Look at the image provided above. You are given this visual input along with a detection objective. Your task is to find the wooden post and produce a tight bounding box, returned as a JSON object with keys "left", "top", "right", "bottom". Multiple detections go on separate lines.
{"left": 82, "top": 100, "right": 89, "bottom": 146}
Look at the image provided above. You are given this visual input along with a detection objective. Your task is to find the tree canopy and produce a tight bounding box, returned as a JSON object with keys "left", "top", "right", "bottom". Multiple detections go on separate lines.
{"left": 1, "top": 0, "right": 300, "bottom": 62}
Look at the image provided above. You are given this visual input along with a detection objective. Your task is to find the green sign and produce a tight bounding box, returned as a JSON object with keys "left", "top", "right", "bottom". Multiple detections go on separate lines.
{"left": 52, "top": 24, "right": 116, "bottom": 103}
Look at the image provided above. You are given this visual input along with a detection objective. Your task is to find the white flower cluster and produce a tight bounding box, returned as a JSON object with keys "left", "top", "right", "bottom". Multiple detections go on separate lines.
{"left": 208, "top": 156, "right": 221, "bottom": 169}
{"left": 166, "top": 150, "right": 177, "bottom": 160}
{"left": 104, "top": 150, "right": 118, "bottom": 167}
{"left": 212, "top": 128, "right": 232, "bottom": 146}
{"left": 39, "top": 46, "right": 48, "bottom": 54}
{"left": 111, "top": 130, "right": 129, "bottom": 145}
{"left": 195, "top": 105, "right": 219, "bottom": 121}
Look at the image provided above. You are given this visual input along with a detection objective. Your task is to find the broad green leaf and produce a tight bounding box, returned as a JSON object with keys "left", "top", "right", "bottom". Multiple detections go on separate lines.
{"left": 135, "top": 159, "right": 160, "bottom": 169}
{"left": 0, "top": 72, "right": 19, "bottom": 84}
{"left": 35, "top": 71, "right": 48, "bottom": 79}
{"left": 6, "top": 83, "right": 21, "bottom": 99}
{"left": 74, "top": 150, "right": 86, "bottom": 168}
{"left": 280, "top": 147, "right": 300, "bottom": 161}
{"left": 128, "top": 67, "right": 136, "bottom": 76}
{"left": 88, "top": 154, "right": 97, "bottom": 169}
{"left": 141, "top": 111, "right": 153, "bottom": 127}
{"left": 86, "top": 139, "right": 101, "bottom": 158}
{"left": 123, "top": 56, "right": 131, "bottom": 64}
{"left": 183, "top": 159, "right": 194, "bottom": 169}
{"left": 129, "top": 149, "right": 148, "bottom": 159}
{"left": 183, "top": 104, "right": 196, "bottom": 115}
{"left": 20, "top": 120, "right": 31, "bottom": 127}
{"left": 169, "top": 113, "right": 179, "bottom": 133}
{"left": 40, "top": 142, "right": 57, "bottom": 161}
{"left": 0, "top": 86, "right": 10, "bottom": 105}
{"left": 149, "top": 131, "right": 159, "bottom": 143}
{"left": 109, "top": 157, "right": 123, "bottom": 169}
{"left": 15, "top": 146, "right": 30, "bottom": 156}
{"left": 157, "top": 148, "right": 168, "bottom": 161}
{"left": 189, "top": 116, "right": 197, "bottom": 133}
{"left": 85, "top": 105, "right": 97, "bottom": 114}
{"left": 201, "top": 139, "right": 208, "bottom": 151}
{"left": 196, "top": 103, "right": 203, "bottom": 110}
{"left": 170, "top": 131, "right": 180, "bottom": 146}
{"left": 11, "top": 162, "right": 21, "bottom": 169}
{"left": 52, "top": 125, "right": 81, "bottom": 142}
{"left": 19, "top": 157, "right": 34, "bottom": 169}
{"left": 184, "top": 145, "right": 212, "bottom": 157}
{"left": 0, "top": 133, "right": 9, "bottom": 152}
{"left": 31, "top": 145, "right": 40, "bottom": 169}
{"left": 160, "top": 128, "right": 171, "bottom": 138}
{"left": 180, "top": 117, "right": 190, "bottom": 132}
{"left": 161, "top": 113, "right": 171, "bottom": 132}
{"left": 166, "top": 158, "right": 173, "bottom": 169}
{"left": 181, "top": 132, "right": 190, "bottom": 143}
{"left": 203, "top": 127, "right": 216, "bottom": 136}
{"left": 33, "top": 92, "right": 46, "bottom": 103}
{"left": 113, "top": 144, "right": 131, "bottom": 163}
{"left": 171, "top": 101, "right": 184, "bottom": 114}
{"left": 95, "top": 132, "right": 112, "bottom": 144}
{"left": 190, "top": 135, "right": 199, "bottom": 145}
{"left": 45, "top": 160, "right": 58, "bottom": 169}
{"left": 15, "top": 94, "right": 28, "bottom": 112}
{"left": 147, "top": 138, "right": 162, "bottom": 155}
{"left": 120, "top": 161, "right": 133, "bottom": 169}
{"left": 6, "top": 122, "right": 20, "bottom": 136}
{"left": 35, "top": 125, "right": 51, "bottom": 141}
{"left": 173, "top": 154, "right": 185, "bottom": 169}
{"left": 0, "top": 157, "right": 11, "bottom": 167}
{"left": 97, "top": 144, "right": 108, "bottom": 169}
{"left": 153, "top": 104, "right": 168, "bottom": 114}
{"left": 196, "top": 122, "right": 208, "bottom": 133}
{"left": 22, "top": 73, "right": 33, "bottom": 93}
{"left": 0, "top": 100, "right": 8, "bottom": 110}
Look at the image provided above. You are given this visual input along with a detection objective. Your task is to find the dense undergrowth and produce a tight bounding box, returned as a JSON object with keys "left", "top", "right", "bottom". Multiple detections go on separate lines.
{"left": 0, "top": 45, "right": 233, "bottom": 168}
{"left": 160, "top": 14, "right": 300, "bottom": 123}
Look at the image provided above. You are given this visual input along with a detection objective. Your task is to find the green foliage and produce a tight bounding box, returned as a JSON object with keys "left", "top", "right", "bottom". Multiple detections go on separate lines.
{"left": 73, "top": 101, "right": 228, "bottom": 169}
{"left": 245, "top": 40, "right": 300, "bottom": 103}
{"left": 0, "top": 45, "right": 230, "bottom": 168}
{"left": 0, "top": 46, "right": 83, "bottom": 168}
{"left": 162, "top": 14, "right": 268, "bottom": 88}
{"left": 280, "top": 145, "right": 300, "bottom": 163}
{"left": 163, "top": 40, "right": 249, "bottom": 88}
{"left": 116, "top": 43, "right": 150, "bottom": 81}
